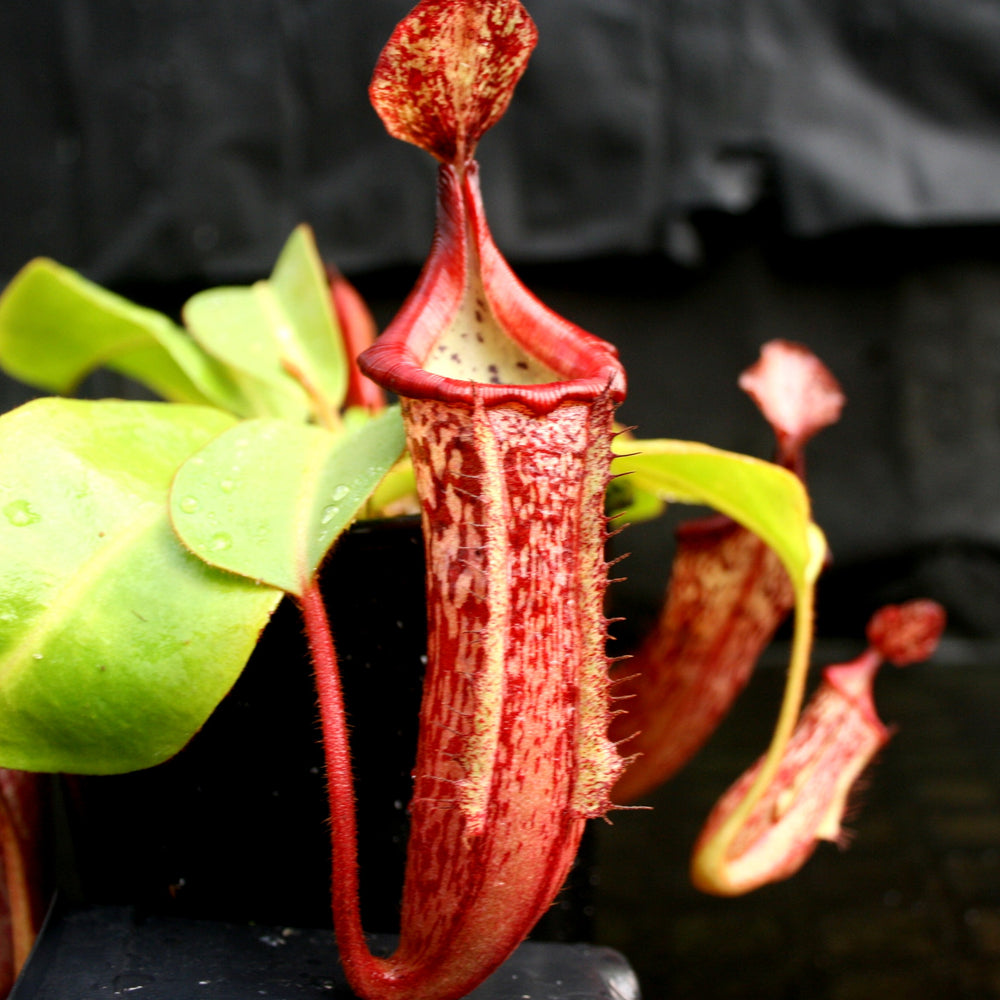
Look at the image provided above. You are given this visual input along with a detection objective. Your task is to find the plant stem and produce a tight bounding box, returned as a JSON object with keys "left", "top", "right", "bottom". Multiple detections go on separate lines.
{"left": 298, "top": 580, "right": 383, "bottom": 990}
{"left": 690, "top": 574, "right": 818, "bottom": 889}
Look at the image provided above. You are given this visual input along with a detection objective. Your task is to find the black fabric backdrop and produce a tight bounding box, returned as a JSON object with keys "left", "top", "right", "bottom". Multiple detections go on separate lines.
{"left": 3, "top": 1, "right": 1000, "bottom": 643}
{"left": 4, "top": 1, "right": 1000, "bottom": 283}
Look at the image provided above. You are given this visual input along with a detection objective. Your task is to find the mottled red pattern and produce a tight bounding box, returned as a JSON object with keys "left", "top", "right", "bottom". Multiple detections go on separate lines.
{"left": 867, "top": 600, "right": 947, "bottom": 666}
{"left": 380, "top": 392, "right": 620, "bottom": 992}
{"left": 347, "top": 161, "right": 625, "bottom": 993}
{"left": 369, "top": 0, "right": 537, "bottom": 165}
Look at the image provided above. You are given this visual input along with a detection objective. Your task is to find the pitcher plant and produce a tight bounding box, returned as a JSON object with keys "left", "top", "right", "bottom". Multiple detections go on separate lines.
{"left": 0, "top": 1, "right": 944, "bottom": 998}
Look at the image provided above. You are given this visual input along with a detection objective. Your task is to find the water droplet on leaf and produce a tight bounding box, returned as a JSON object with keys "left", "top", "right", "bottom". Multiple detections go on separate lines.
{"left": 219, "top": 479, "right": 236, "bottom": 494}
{"left": 320, "top": 504, "right": 340, "bottom": 525}
{"left": 331, "top": 484, "right": 350, "bottom": 502}
{"left": 179, "top": 496, "right": 199, "bottom": 514}
{"left": 209, "top": 532, "right": 232, "bottom": 552}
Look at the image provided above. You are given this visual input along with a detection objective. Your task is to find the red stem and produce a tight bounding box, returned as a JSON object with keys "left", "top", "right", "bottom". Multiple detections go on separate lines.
{"left": 298, "top": 581, "right": 386, "bottom": 992}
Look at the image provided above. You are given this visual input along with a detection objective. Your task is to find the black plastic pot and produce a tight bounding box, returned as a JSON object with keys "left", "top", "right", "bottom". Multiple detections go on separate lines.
{"left": 10, "top": 901, "right": 640, "bottom": 999}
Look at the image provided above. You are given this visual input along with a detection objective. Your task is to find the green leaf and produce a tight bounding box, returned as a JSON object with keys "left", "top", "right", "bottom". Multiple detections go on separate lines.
{"left": 0, "top": 258, "right": 250, "bottom": 412}
{"left": 270, "top": 225, "right": 349, "bottom": 412}
{"left": 170, "top": 406, "right": 406, "bottom": 595}
{"left": 367, "top": 458, "right": 418, "bottom": 518}
{"left": 614, "top": 439, "right": 825, "bottom": 593}
{"left": 182, "top": 225, "right": 347, "bottom": 426}
{"left": 616, "top": 436, "right": 828, "bottom": 877}
{"left": 0, "top": 398, "right": 282, "bottom": 774}
{"left": 181, "top": 287, "right": 312, "bottom": 422}
{"left": 604, "top": 472, "right": 664, "bottom": 525}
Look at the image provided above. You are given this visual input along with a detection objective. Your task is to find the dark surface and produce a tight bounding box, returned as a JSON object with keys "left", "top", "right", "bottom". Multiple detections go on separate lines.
{"left": 9, "top": 904, "right": 640, "bottom": 1000}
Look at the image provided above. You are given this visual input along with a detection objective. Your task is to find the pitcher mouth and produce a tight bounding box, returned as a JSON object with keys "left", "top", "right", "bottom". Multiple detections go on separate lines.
{"left": 358, "top": 163, "right": 625, "bottom": 416}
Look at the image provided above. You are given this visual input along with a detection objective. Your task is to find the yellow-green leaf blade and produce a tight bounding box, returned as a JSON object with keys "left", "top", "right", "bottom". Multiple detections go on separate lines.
{"left": 170, "top": 406, "right": 406, "bottom": 595}
{"left": 181, "top": 225, "right": 346, "bottom": 425}
{"left": 182, "top": 285, "right": 312, "bottom": 422}
{"left": 0, "top": 258, "right": 249, "bottom": 412}
{"left": 615, "top": 438, "right": 830, "bottom": 894}
{"left": 615, "top": 438, "right": 825, "bottom": 593}
{"left": 0, "top": 399, "right": 282, "bottom": 774}
{"left": 270, "top": 224, "right": 348, "bottom": 414}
